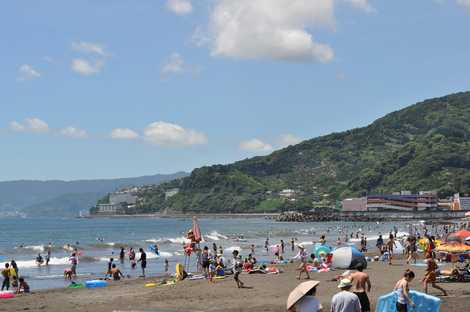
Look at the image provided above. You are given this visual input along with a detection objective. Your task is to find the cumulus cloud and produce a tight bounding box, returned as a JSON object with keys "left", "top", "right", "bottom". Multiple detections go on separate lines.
{"left": 60, "top": 126, "right": 88, "bottom": 139}
{"left": 209, "top": 0, "right": 335, "bottom": 62}
{"left": 110, "top": 128, "right": 139, "bottom": 140}
{"left": 344, "top": 0, "right": 375, "bottom": 12}
{"left": 144, "top": 121, "right": 208, "bottom": 146}
{"left": 18, "top": 64, "right": 41, "bottom": 80}
{"left": 279, "top": 134, "right": 302, "bottom": 147}
{"left": 9, "top": 117, "right": 49, "bottom": 133}
{"left": 161, "top": 53, "right": 185, "bottom": 76}
{"left": 71, "top": 58, "right": 103, "bottom": 76}
{"left": 457, "top": 0, "right": 470, "bottom": 8}
{"left": 166, "top": 0, "right": 192, "bottom": 15}
{"left": 72, "top": 41, "right": 107, "bottom": 56}
{"left": 240, "top": 138, "right": 273, "bottom": 152}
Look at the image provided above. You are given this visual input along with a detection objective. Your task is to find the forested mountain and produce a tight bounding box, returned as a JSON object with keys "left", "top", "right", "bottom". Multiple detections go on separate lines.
{"left": 136, "top": 91, "right": 470, "bottom": 213}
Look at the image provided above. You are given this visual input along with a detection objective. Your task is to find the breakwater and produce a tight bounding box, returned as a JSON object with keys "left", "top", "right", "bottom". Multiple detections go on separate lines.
{"left": 277, "top": 210, "right": 467, "bottom": 222}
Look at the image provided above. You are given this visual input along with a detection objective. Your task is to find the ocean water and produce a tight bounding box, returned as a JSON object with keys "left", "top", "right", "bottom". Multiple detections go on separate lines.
{"left": 0, "top": 217, "right": 411, "bottom": 290}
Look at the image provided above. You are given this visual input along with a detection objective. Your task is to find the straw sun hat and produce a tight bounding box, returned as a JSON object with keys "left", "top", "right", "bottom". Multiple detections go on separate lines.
{"left": 286, "top": 280, "right": 320, "bottom": 310}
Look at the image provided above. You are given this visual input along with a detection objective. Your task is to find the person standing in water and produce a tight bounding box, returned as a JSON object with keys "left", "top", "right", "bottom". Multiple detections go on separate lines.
{"left": 138, "top": 248, "right": 147, "bottom": 277}
{"left": 265, "top": 238, "right": 269, "bottom": 254}
{"left": 129, "top": 248, "right": 136, "bottom": 269}
{"left": 291, "top": 238, "right": 295, "bottom": 252}
{"left": 280, "top": 240, "right": 285, "bottom": 254}
{"left": 119, "top": 248, "right": 125, "bottom": 263}
{"left": 349, "top": 264, "right": 371, "bottom": 312}
{"left": 46, "top": 243, "right": 52, "bottom": 266}
{"left": 394, "top": 270, "right": 416, "bottom": 312}
{"left": 164, "top": 258, "right": 169, "bottom": 272}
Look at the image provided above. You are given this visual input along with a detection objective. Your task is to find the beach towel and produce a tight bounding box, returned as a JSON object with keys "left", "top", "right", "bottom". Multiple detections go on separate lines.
{"left": 375, "top": 290, "right": 441, "bottom": 312}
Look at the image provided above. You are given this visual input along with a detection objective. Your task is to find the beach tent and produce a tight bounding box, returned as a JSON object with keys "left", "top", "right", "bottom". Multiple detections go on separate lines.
{"left": 332, "top": 246, "right": 367, "bottom": 269}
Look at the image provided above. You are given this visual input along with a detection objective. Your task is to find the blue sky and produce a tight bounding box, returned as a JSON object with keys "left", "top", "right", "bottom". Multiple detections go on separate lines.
{"left": 1, "top": 0, "right": 470, "bottom": 181}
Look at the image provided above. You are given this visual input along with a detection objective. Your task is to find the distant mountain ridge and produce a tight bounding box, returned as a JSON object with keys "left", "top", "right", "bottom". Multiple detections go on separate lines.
{"left": 0, "top": 172, "right": 188, "bottom": 216}
{"left": 135, "top": 91, "right": 470, "bottom": 213}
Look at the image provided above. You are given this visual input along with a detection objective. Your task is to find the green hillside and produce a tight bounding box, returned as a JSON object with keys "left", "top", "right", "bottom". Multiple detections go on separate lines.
{"left": 137, "top": 91, "right": 470, "bottom": 213}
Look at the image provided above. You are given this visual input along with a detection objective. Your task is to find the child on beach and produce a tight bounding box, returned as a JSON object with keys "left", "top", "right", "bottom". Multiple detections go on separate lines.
{"left": 423, "top": 257, "right": 447, "bottom": 296}
{"left": 293, "top": 245, "right": 310, "bottom": 280}
{"left": 394, "top": 270, "right": 416, "bottom": 312}
{"left": 232, "top": 250, "right": 245, "bottom": 288}
{"left": 111, "top": 264, "right": 124, "bottom": 281}
{"left": 17, "top": 277, "right": 30, "bottom": 294}
{"left": 386, "top": 235, "right": 397, "bottom": 265}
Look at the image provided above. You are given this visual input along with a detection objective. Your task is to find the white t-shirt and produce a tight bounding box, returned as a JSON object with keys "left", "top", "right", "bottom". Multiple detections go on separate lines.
{"left": 296, "top": 296, "right": 323, "bottom": 312}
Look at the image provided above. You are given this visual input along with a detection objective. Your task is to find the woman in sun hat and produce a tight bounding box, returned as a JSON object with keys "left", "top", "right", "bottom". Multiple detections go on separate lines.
{"left": 287, "top": 280, "right": 323, "bottom": 312}
{"left": 293, "top": 244, "right": 311, "bottom": 280}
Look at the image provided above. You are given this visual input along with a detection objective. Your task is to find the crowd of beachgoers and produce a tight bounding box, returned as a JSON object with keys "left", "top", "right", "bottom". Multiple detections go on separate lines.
{"left": 1, "top": 220, "right": 469, "bottom": 311}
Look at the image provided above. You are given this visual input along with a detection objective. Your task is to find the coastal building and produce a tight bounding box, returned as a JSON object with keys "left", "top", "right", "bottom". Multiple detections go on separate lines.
{"left": 366, "top": 192, "right": 438, "bottom": 212}
{"left": 279, "top": 189, "right": 296, "bottom": 198}
{"left": 165, "top": 188, "right": 180, "bottom": 199}
{"left": 342, "top": 197, "right": 367, "bottom": 212}
{"left": 96, "top": 191, "right": 138, "bottom": 215}
{"left": 452, "top": 193, "right": 470, "bottom": 210}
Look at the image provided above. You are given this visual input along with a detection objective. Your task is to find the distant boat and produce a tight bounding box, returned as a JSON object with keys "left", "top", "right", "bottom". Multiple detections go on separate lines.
{"left": 77, "top": 210, "right": 91, "bottom": 219}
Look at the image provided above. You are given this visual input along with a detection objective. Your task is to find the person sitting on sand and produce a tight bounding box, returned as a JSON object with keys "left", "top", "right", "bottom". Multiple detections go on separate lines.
{"left": 243, "top": 258, "right": 253, "bottom": 272}
{"left": 17, "top": 277, "right": 30, "bottom": 294}
{"left": 330, "top": 279, "right": 361, "bottom": 312}
{"left": 394, "top": 270, "right": 416, "bottom": 312}
{"left": 293, "top": 245, "right": 310, "bottom": 280}
{"left": 111, "top": 264, "right": 124, "bottom": 281}
{"left": 423, "top": 257, "right": 447, "bottom": 296}
{"left": 349, "top": 264, "right": 371, "bottom": 312}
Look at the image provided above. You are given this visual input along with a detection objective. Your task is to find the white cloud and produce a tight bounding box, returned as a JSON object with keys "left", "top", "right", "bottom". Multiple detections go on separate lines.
{"left": 144, "top": 121, "right": 207, "bottom": 146}
{"left": 72, "top": 41, "right": 107, "bottom": 56}
{"left": 60, "top": 126, "right": 88, "bottom": 139}
{"left": 110, "top": 128, "right": 139, "bottom": 140}
{"left": 161, "top": 53, "right": 185, "bottom": 76}
{"left": 18, "top": 64, "right": 41, "bottom": 80}
{"left": 71, "top": 58, "right": 103, "bottom": 76}
{"left": 279, "top": 134, "right": 302, "bottom": 147}
{"left": 166, "top": 0, "right": 192, "bottom": 15}
{"left": 209, "top": 0, "right": 335, "bottom": 62}
{"left": 344, "top": 0, "right": 375, "bottom": 12}
{"left": 240, "top": 138, "right": 273, "bottom": 152}
{"left": 457, "top": 0, "right": 470, "bottom": 8}
{"left": 10, "top": 117, "right": 49, "bottom": 133}
{"left": 9, "top": 121, "right": 25, "bottom": 132}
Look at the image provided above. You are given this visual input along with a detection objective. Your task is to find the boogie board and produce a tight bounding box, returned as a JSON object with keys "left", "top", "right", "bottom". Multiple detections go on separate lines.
{"left": 148, "top": 245, "right": 160, "bottom": 256}
{"left": 375, "top": 290, "right": 441, "bottom": 312}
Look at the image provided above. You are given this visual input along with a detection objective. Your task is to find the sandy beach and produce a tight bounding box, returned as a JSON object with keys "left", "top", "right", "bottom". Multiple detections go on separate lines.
{"left": 1, "top": 258, "right": 469, "bottom": 312}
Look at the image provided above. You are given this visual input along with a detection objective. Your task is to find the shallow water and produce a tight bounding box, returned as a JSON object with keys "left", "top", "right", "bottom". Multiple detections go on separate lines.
{"left": 0, "top": 217, "right": 412, "bottom": 290}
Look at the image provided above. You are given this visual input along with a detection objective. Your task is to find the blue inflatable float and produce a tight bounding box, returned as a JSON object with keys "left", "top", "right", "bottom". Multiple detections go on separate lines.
{"left": 148, "top": 245, "right": 160, "bottom": 255}
{"left": 85, "top": 280, "right": 108, "bottom": 288}
{"left": 375, "top": 290, "right": 441, "bottom": 312}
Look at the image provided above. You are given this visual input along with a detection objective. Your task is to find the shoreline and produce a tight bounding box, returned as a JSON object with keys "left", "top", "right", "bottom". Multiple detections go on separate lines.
{"left": 3, "top": 259, "right": 469, "bottom": 312}
{"left": 87, "top": 212, "right": 281, "bottom": 219}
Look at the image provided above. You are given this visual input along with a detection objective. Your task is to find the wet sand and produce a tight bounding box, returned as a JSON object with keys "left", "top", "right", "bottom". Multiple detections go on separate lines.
{"left": 1, "top": 259, "right": 469, "bottom": 312}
